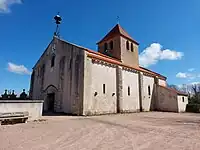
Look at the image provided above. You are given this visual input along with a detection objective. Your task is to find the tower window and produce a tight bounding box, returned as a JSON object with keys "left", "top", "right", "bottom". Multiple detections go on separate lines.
{"left": 131, "top": 43, "right": 134, "bottom": 52}
{"left": 148, "top": 85, "right": 151, "bottom": 96}
{"left": 104, "top": 43, "right": 108, "bottom": 51}
{"left": 126, "top": 41, "right": 129, "bottom": 50}
{"left": 103, "top": 84, "right": 105, "bottom": 94}
{"left": 128, "top": 86, "right": 130, "bottom": 96}
{"left": 51, "top": 55, "right": 55, "bottom": 67}
{"left": 110, "top": 41, "right": 113, "bottom": 50}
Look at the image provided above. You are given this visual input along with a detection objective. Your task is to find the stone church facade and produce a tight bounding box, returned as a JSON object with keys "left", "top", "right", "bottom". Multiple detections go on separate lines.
{"left": 30, "top": 24, "right": 188, "bottom": 115}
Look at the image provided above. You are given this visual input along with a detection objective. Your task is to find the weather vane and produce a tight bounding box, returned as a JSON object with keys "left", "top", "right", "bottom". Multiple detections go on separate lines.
{"left": 54, "top": 12, "right": 62, "bottom": 37}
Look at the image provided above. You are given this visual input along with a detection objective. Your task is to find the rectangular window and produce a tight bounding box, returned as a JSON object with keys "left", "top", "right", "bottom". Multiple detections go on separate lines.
{"left": 148, "top": 86, "right": 151, "bottom": 96}
{"left": 69, "top": 59, "right": 72, "bottom": 70}
{"left": 51, "top": 55, "right": 55, "bottom": 67}
{"left": 182, "top": 97, "right": 184, "bottom": 102}
{"left": 128, "top": 86, "right": 130, "bottom": 96}
{"left": 103, "top": 84, "right": 105, "bottom": 94}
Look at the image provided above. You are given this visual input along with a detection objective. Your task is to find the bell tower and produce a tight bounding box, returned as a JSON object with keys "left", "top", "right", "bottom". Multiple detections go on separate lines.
{"left": 97, "top": 24, "right": 139, "bottom": 67}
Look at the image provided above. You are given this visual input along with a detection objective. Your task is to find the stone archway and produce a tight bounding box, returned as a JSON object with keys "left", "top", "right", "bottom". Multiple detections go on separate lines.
{"left": 43, "top": 85, "right": 58, "bottom": 113}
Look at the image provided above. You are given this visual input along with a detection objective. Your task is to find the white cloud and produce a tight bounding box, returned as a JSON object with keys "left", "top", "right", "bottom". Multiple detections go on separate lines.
{"left": 139, "top": 43, "right": 183, "bottom": 67}
{"left": 188, "top": 68, "right": 195, "bottom": 72}
{"left": 7, "top": 62, "right": 31, "bottom": 75}
{"left": 176, "top": 72, "right": 200, "bottom": 80}
{"left": 176, "top": 72, "right": 187, "bottom": 78}
{"left": 0, "top": 0, "right": 22, "bottom": 13}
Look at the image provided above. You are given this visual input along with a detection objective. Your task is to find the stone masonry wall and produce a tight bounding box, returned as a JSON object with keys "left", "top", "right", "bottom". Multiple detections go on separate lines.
{"left": 156, "top": 85, "right": 178, "bottom": 112}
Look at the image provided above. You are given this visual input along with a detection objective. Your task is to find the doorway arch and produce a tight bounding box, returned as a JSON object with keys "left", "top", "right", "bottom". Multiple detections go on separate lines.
{"left": 43, "top": 85, "right": 58, "bottom": 113}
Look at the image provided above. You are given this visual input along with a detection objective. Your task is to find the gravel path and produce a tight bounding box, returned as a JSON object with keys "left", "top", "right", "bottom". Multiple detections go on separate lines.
{"left": 1, "top": 112, "right": 200, "bottom": 150}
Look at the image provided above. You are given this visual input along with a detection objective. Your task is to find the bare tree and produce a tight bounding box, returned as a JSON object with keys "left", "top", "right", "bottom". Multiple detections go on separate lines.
{"left": 190, "top": 84, "right": 200, "bottom": 104}
{"left": 168, "top": 84, "right": 179, "bottom": 91}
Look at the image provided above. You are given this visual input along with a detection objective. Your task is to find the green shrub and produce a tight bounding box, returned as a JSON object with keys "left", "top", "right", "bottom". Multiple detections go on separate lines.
{"left": 186, "top": 104, "right": 200, "bottom": 113}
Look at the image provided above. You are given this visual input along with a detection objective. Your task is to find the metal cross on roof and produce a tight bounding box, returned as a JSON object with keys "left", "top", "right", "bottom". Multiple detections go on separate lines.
{"left": 116, "top": 16, "right": 120, "bottom": 24}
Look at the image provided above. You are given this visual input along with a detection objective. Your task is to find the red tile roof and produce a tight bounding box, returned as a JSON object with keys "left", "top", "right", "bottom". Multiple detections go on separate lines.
{"left": 97, "top": 24, "right": 139, "bottom": 45}
{"left": 159, "top": 85, "right": 188, "bottom": 96}
{"left": 139, "top": 67, "right": 166, "bottom": 80}
{"left": 86, "top": 50, "right": 166, "bottom": 80}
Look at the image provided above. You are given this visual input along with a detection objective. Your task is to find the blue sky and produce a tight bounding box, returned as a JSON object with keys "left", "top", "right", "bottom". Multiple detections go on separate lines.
{"left": 0, "top": 0, "right": 199, "bottom": 94}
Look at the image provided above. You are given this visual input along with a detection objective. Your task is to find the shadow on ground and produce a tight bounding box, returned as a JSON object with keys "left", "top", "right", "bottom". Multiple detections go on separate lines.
{"left": 42, "top": 112, "right": 79, "bottom": 116}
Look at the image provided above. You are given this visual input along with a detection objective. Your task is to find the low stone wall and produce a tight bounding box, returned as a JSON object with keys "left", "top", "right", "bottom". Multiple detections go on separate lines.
{"left": 0, "top": 100, "right": 43, "bottom": 120}
{"left": 156, "top": 86, "right": 179, "bottom": 112}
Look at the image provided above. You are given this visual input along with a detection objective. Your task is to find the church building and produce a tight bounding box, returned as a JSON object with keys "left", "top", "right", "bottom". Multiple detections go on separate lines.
{"left": 29, "top": 24, "right": 188, "bottom": 115}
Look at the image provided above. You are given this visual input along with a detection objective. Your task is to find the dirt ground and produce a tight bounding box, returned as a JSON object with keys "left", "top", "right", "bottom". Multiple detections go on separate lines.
{"left": 1, "top": 112, "right": 200, "bottom": 150}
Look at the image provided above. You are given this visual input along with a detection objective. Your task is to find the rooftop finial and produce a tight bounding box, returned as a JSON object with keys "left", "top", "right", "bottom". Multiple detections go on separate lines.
{"left": 54, "top": 12, "right": 62, "bottom": 37}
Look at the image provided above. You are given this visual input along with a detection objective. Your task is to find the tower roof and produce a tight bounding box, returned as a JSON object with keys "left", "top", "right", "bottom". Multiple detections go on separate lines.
{"left": 97, "top": 24, "right": 139, "bottom": 45}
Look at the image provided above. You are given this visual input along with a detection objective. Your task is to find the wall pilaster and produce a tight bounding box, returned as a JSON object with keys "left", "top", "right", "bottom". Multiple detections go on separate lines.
{"left": 138, "top": 72, "right": 144, "bottom": 111}
{"left": 116, "top": 66, "right": 123, "bottom": 113}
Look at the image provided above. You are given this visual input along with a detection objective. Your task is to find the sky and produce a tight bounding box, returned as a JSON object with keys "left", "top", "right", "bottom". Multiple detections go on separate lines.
{"left": 0, "top": 0, "right": 200, "bottom": 95}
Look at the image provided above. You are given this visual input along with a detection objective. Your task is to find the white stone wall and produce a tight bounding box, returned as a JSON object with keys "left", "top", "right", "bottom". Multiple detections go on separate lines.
{"left": 177, "top": 95, "right": 188, "bottom": 112}
{"left": 83, "top": 57, "right": 117, "bottom": 115}
{"left": 158, "top": 79, "right": 166, "bottom": 87}
{"left": 0, "top": 100, "right": 43, "bottom": 120}
{"left": 121, "top": 69, "right": 140, "bottom": 112}
{"left": 142, "top": 75, "right": 155, "bottom": 111}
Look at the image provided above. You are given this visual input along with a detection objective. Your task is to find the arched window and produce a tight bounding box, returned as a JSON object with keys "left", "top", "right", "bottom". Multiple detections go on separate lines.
{"left": 51, "top": 55, "right": 55, "bottom": 67}
{"left": 110, "top": 41, "right": 113, "bottom": 50}
{"left": 126, "top": 41, "right": 129, "bottom": 50}
{"left": 104, "top": 43, "right": 108, "bottom": 51}
{"left": 131, "top": 43, "right": 134, "bottom": 52}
